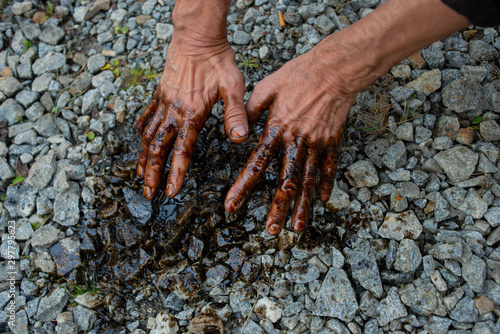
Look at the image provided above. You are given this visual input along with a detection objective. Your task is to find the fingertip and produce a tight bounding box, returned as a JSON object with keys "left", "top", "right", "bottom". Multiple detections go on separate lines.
{"left": 229, "top": 125, "right": 248, "bottom": 143}
{"left": 137, "top": 164, "right": 144, "bottom": 177}
{"left": 292, "top": 220, "right": 306, "bottom": 233}
{"left": 143, "top": 186, "right": 153, "bottom": 199}
{"left": 266, "top": 223, "right": 282, "bottom": 236}
{"left": 166, "top": 183, "right": 175, "bottom": 197}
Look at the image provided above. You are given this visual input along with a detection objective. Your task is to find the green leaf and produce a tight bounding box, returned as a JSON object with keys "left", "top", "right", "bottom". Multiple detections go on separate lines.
{"left": 472, "top": 116, "right": 483, "bottom": 125}
{"left": 24, "top": 40, "right": 31, "bottom": 48}
{"left": 0, "top": 194, "right": 5, "bottom": 201}
{"left": 11, "top": 176, "right": 25, "bottom": 186}
{"left": 115, "top": 26, "right": 120, "bottom": 34}
{"left": 120, "top": 27, "right": 128, "bottom": 34}
{"left": 85, "top": 131, "right": 95, "bottom": 141}
{"left": 32, "top": 222, "right": 41, "bottom": 230}
{"left": 112, "top": 68, "right": 120, "bottom": 76}
{"left": 112, "top": 59, "right": 119, "bottom": 67}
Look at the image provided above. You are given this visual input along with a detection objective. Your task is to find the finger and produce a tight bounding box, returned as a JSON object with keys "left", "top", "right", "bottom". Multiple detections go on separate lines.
{"left": 137, "top": 140, "right": 149, "bottom": 177}
{"left": 291, "top": 150, "right": 318, "bottom": 233}
{"left": 221, "top": 73, "right": 249, "bottom": 144}
{"left": 142, "top": 103, "right": 167, "bottom": 143}
{"left": 165, "top": 111, "right": 205, "bottom": 198}
{"left": 136, "top": 97, "right": 159, "bottom": 138}
{"left": 142, "top": 111, "right": 178, "bottom": 199}
{"left": 225, "top": 124, "right": 282, "bottom": 213}
{"left": 318, "top": 139, "right": 341, "bottom": 202}
{"left": 265, "top": 136, "right": 306, "bottom": 236}
{"left": 246, "top": 79, "right": 276, "bottom": 126}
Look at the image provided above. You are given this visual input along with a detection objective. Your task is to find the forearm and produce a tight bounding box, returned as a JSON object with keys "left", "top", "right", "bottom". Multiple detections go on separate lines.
{"left": 314, "top": 0, "right": 470, "bottom": 94}
{"left": 172, "top": 0, "right": 231, "bottom": 41}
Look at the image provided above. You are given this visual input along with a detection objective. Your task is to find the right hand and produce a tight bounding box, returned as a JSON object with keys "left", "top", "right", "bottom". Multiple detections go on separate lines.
{"left": 136, "top": 30, "right": 248, "bottom": 200}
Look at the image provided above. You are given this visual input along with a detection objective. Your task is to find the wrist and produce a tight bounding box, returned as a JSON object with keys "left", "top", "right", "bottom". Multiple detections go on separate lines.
{"left": 172, "top": 0, "right": 230, "bottom": 41}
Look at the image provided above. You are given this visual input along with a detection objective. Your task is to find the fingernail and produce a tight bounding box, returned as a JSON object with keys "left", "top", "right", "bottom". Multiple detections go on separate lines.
{"left": 144, "top": 186, "right": 152, "bottom": 199}
{"left": 268, "top": 224, "right": 281, "bottom": 235}
{"left": 294, "top": 220, "right": 306, "bottom": 232}
{"left": 137, "top": 165, "right": 143, "bottom": 176}
{"left": 230, "top": 125, "right": 247, "bottom": 139}
{"left": 166, "top": 183, "right": 174, "bottom": 197}
{"left": 226, "top": 198, "right": 240, "bottom": 212}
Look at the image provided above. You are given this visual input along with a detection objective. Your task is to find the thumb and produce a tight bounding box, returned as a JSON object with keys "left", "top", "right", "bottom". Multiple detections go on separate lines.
{"left": 221, "top": 73, "right": 249, "bottom": 144}
{"left": 246, "top": 78, "right": 275, "bottom": 126}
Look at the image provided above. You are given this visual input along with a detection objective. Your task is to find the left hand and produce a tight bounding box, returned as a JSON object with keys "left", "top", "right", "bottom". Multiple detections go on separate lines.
{"left": 224, "top": 47, "right": 356, "bottom": 236}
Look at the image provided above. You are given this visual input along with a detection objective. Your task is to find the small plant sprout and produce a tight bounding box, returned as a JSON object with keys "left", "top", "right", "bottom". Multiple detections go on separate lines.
{"left": 114, "top": 26, "right": 129, "bottom": 34}
{"left": 11, "top": 175, "right": 25, "bottom": 186}
{"left": 240, "top": 56, "right": 258, "bottom": 69}
{"left": 85, "top": 131, "right": 96, "bottom": 141}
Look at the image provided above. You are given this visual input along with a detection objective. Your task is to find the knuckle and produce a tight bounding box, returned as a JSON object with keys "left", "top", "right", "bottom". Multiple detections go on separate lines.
{"left": 280, "top": 180, "right": 297, "bottom": 196}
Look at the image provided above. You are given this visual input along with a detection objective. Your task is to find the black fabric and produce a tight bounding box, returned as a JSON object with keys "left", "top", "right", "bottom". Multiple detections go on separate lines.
{"left": 442, "top": 0, "right": 500, "bottom": 26}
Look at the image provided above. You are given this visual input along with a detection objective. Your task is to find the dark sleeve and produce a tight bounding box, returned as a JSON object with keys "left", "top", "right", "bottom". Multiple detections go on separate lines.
{"left": 441, "top": 0, "right": 500, "bottom": 27}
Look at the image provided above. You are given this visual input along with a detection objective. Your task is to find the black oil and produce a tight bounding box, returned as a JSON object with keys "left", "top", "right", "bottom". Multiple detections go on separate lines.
{"left": 75, "top": 113, "right": 365, "bottom": 332}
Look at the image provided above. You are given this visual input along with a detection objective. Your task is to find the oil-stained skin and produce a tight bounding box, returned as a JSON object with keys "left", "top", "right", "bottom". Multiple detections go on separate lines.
{"left": 136, "top": 30, "right": 248, "bottom": 200}
{"left": 225, "top": 48, "right": 356, "bottom": 236}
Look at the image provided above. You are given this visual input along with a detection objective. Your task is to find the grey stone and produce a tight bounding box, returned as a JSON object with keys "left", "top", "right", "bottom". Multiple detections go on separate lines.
{"left": 156, "top": 23, "right": 173, "bottom": 40}
{"left": 32, "top": 52, "right": 66, "bottom": 76}
{"left": 12, "top": 2, "right": 32, "bottom": 15}
{"left": 25, "top": 150, "right": 56, "bottom": 190}
{"left": 229, "top": 281, "right": 255, "bottom": 314}
{"left": 0, "top": 77, "right": 23, "bottom": 97}
{"left": 484, "top": 280, "right": 500, "bottom": 305}
{"left": 313, "top": 268, "right": 358, "bottom": 322}
{"left": 479, "top": 120, "right": 500, "bottom": 141}
{"left": 325, "top": 185, "right": 350, "bottom": 212}
{"left": 378, "top": 211, "right": 422, "bottom": 240}
{"left": 298, "top": 3, "right": 326, "bottom": 20}
{"left": 34, "top": 113, "right": 60, "bottom": 137}
{"left": 382, "top": 141, "right": 407, "bottom": 171}
{"left": 449, "top": 297, "right": 478, "bottom": 323}
{"left": 254, "top": 297, "right": 282, "bottom": 323}
{"left": 32, "top": 73, "right": 54, "bottom": 92}
{"left": 461, "top": 65, "right": 488, "bottom": 82}
{"left": 233, "top": 30, "right": 251, "bottom": 45}
{"left": 407, "top": 69, "right": 441, "bottom": 96}
{"left": 435, "top": 115, "right": 459, "bottom": 140}
{"left": 345, "top": 240, "right": 383, "bottom": 298}
{"left": 432, "top": 136, "right": 453, "bottom": 150}
{"left": 425, "top": 316, "right": 452, "bottom": 333}
{"left": 442, "top": 77, "right": 483, "bottom": 113}
{"left": 394, "top": 239, "right": 422, "bottom": 273}
{"left": 377, "top": 287, "right": 407, "bottom": 327}
{"left": 414, "top": 126, "right": 432, "bottom": 144}
{"left": 86, "top": 55, "right": 106, "bottom": 74}
{"left": 110, "top": 8, "right": 127, "bottom": 22}
{"left": 15, "top": 90, "right": 39, "bottom": 108}
{"left": 462, "top": 255, "right": 486, "bottom": 293}
{"left": 285, "top": 262, "right": 320, "bottom": 283}
{"left": 81, "top": 89, "right": 101, "bottom": 115}
{"left": 242, "top": 320, "right": 264, "bottom": 334}
{"left": 391, "top": 64, "right": 411, "bottom": 79}
{"left": 396, "top": 122, "right": 413, "bottom": 141}
{"left": 429, "top": 239, "right": 465, "bottom": 260}
{"left": 434, "top": 146, "right": 478, "bottom": 183}
{"left": 32, "top": 251, "right": 56, "bottom": 273}
{"left": 314, "top": 15, "right": 335, "bottom": 35}
{"left": 0, "top": 98, "right": 25, "bottom": 126}
{"left": 39, "top": 27, "right": 65, "bottom": 45}
{"left": 472, "top": 322, "right": 496, "bottom": 334}
{"left": 8, "top": 310, "right": 28, "bottom": 334}
{"left": 365, "top": 138, "right": 390, "bottom": 168}
{"left": 485, "top": 207, "right": 500, "bottom": 227}
{"left": 400, "top": 283, "right": 438, "bottom": 316}
{"left": 53, "top": 182, "right": 80, "bottom": 226}
{"left": 21, "top": 23, "right": 41, "bottom": 40}
{"left": 422, "top": 45, "right": 445, "bottom": 69}
{"left": 390, "top": 86, "right": 414, "bottom": 103}
{"left": 344, "top": 160, "right": 379, "bottom": 187}
{"left": 3, "top": 183, "right": 37, "bottom": 218}
{"left": 14, "top": 218, "right": 33, "bottom": 241}
{"left": 469, "top": 40, "right": 499, "bottom": 62}
{"left": 457, "top": 188, "right": 488, "bottom": 219}
{"left": 243, "top": 8, "right": 259, "bottom": 22}
{"left": 36, "top": 288, "right": 70, "bottom": 322}
{"left": 13, "top": 129, "right": 36, "bottom": 145}
{"left": 390, "top": 189, "right": 408, "bottom": 212}
{"left": 31, "top": 225, "right": 65, "bottom": 248}
{"left": 0, "top": 157, "right": 14, "bottom": 181}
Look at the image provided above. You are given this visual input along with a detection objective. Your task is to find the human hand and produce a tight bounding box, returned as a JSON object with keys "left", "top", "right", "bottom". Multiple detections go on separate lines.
{"left": 136, "top": 31, "right": 248, "bottom": 199}
{"left": 224, "top": 48, "right": 357, "bottom": 236}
